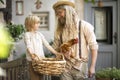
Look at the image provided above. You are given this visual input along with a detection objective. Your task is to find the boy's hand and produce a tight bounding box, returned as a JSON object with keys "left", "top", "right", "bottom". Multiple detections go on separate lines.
{"left": 55, "top": 52, "right": 63, "bottom": 59}
{"left": 30, "top": 54, "right": 39, "bottom": 60}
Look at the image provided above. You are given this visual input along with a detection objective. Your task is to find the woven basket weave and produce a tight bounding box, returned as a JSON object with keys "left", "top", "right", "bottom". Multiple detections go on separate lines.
{"left": 32, "top": 55, "right": 66, "bottom": 75}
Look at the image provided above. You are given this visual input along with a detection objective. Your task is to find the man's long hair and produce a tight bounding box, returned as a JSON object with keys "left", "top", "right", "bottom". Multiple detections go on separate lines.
{"left": 55, "top": 5, "right": 79, "bottom": 42}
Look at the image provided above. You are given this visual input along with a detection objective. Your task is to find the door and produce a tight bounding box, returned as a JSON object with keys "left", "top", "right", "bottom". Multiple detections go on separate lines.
{"left": 84, "top": 1, "right": 117, "bottom": 70}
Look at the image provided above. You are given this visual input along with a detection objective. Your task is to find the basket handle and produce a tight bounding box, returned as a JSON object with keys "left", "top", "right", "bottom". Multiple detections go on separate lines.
{"left": 61, "top": 54, "right": 65, "bottom": 60}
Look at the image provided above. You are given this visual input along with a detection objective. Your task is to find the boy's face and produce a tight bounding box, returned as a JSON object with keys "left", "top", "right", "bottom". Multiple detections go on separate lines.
{"left": 33, "top": 22, "right": 40, "bottom": 31}
{"left": 55, "top": 8, "right": 66, "bottom": 26}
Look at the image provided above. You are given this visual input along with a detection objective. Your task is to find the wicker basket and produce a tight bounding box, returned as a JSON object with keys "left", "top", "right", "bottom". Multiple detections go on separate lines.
{"left": 32, "top": 55, "right": 66, "bottom": 75}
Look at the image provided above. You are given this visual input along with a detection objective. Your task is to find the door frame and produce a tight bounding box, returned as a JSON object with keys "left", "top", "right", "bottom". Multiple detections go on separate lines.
{"left": 84, "top": 0, "right": 118, "bottom": 69}
{"left": 117, "top": 0, "right": 120, "bottom": 68}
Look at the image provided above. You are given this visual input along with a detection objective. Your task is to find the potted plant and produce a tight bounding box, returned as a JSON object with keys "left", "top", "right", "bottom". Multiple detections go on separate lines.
{"left": 96, "top": 67, "right": 120, "bottom": 80}
{"left": 5, "top": 23, "right": 25, "bottom": 60}
{"left": 6, "top": 24, "right": 25, "bottom": 42}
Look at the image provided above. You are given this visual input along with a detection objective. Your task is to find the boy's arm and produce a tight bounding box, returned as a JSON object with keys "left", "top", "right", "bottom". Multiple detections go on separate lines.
{"left": 41, "top": 39, "right": 60, "bottom": 57}
{"left": 27, "top": 48, "right": 38, "bottom": 60}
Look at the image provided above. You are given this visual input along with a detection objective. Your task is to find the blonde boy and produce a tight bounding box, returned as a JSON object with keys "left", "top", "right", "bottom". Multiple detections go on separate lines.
{"left": 24, "top": 15, "right": 60, "bottom": 80}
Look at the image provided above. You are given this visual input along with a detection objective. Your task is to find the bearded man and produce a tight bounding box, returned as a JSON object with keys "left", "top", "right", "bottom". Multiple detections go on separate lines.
{"left": 52, "top": 0, "right": 98, "bottom": 80}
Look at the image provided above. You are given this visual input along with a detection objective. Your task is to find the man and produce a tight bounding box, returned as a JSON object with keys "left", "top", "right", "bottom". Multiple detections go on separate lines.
{"left": 52, "top": 0, "right": 98, "bottom": 80}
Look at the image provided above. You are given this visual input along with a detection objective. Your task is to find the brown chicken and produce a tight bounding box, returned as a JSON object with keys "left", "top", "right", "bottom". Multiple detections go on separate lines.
{"left": 60, "top": 38, "right": 78, "bottom": 58}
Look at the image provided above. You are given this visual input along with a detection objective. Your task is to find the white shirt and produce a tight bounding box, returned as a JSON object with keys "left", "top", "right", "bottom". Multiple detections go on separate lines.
{"left": 24, "top": 31, "right": 49, "bottom": 61}
{"left": 53, "top": 20, "right": 98, "bottom": 58}
{"left": 53, "top": 20, "right": 98, "bottom": 71}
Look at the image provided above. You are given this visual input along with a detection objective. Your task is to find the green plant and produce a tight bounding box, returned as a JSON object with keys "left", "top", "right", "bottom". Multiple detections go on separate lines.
{"left": 84, "top": 0, "right": 95, "bottom": 4}
{"left": 96, "top": 67, "right": 120, "bottom": 79}
{"left": 45, "top": 40, "right": 55, "bottom": 58}
{"left": 111, "top": 67, "right": 120, "bottom": 79}
{"left": 45, "top": 53, "right": 55, "bottom": 58}
{"left": 6, "top": 24, "right": 25, "bottom": 41}
{"left": 96, "top": 68, "right": 112, "bottom": 78}
{"left": 49, "top": 40, "right": 53, "bottom": 45}
{"left": 20, "top": 53, "right": 26, "bottom": 58}
{"left": 0, "top": 0, "right": 4, "bottom": 4}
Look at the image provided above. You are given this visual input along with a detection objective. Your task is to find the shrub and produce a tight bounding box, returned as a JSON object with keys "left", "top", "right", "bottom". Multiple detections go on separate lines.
{"left": 96, "top": 67, "right": 120, "bottom": 79}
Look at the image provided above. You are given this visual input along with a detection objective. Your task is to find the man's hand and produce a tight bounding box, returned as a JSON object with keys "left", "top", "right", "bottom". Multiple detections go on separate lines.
{"left": 61, "top": 49, "right": 73, "bottom": 59}
{"left": 88, "top": 66, "right": 95, "bottom": 78}
{"left": 55, "top": 52, "right": 63, "bottom": 59}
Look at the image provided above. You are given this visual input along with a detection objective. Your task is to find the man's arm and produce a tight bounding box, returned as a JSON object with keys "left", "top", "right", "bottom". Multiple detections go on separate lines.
{"left": 82, "top": 21, "right": 98, "bottom": 77}
{"left": 89, "top": 49, "right": 98, "bottom": 77}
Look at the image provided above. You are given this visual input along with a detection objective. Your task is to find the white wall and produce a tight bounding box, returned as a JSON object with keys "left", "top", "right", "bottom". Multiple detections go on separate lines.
{"left": 11, "top": 0, "right": 59, "bottom": 60}
{"left": 12, "top": 0, "right": 58, "bottom": 40}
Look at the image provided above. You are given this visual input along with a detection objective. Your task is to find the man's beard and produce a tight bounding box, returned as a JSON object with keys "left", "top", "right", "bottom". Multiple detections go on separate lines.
{"left": 58, "top": 17, "right": 66, "bottom": 27}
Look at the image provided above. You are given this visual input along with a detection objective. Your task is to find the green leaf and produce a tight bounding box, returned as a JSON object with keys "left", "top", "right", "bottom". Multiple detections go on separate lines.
{"left": 96, "top": 68, "right": 120, "bottom": 79}
{"left": 0, "top": 0, "right": 4, "bottom": 4}
{"left": 6, "top": 24, "right": 25, "bottom": 41}
{"left": 84, "top": 0, "right": 89, "bottom": 2}
{"left": 84, "top": 0, "right": 95, "bottom": 4}
{"left": 91, "top": 0, "right": 95, "bottom": 4}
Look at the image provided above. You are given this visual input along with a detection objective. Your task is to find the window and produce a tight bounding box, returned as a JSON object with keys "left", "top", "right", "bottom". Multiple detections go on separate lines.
{"left": 93, "top": 7, "right": 112, "bottom": 44}
{"left": 16, "top": 1, "right": 24, "bottom": 15}
{"left": 32, "top": 12, "right": 49, "bottom": 30}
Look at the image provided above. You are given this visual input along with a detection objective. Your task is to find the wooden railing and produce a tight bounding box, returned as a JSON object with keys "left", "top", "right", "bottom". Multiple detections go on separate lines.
{"left": 0, "top": 58, "right": 60, "bottom": 80}
{"left": 0, "top": 58, "right": 30, "bottom": 80}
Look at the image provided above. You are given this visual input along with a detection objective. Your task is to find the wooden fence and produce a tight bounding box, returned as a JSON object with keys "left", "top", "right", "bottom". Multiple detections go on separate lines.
{"left": 0, "top": 58, "right": 29, "bottom": 80}
{"left": 0, "top": 58, "right": 60, "bottom": 80}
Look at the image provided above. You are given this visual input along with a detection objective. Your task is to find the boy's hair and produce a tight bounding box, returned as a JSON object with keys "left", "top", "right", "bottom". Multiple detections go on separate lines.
{"left": 24, "top": 15, "right": 40, "bottom": 31}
